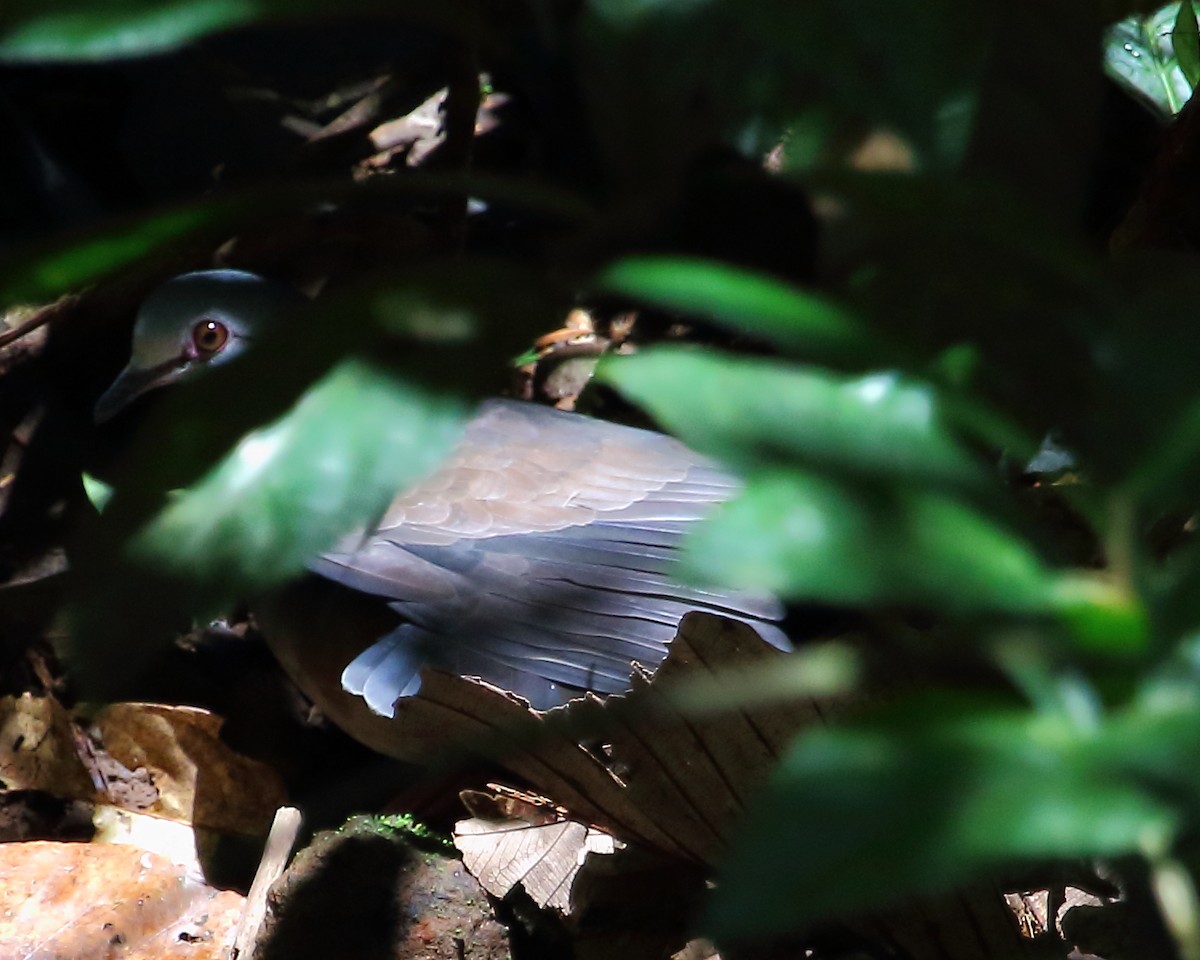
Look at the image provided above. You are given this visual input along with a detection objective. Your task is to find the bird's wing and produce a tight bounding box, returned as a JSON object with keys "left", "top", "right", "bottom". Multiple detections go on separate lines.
{"left": 310, "top": 399, "right": 787, "bottom": 713}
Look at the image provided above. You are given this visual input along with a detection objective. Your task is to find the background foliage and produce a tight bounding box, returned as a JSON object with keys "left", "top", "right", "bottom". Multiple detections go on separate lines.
{"left": 5, "top": 0, "right": 1200, "bottom": 954}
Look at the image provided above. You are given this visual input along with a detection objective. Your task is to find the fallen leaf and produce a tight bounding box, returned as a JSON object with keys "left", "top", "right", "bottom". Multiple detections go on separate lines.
{"left": 0, "top": 693, "right": 93, "bottom": 797}
{"left": 455, "top": 792, "right": 617, "bottom": 912}
{"left": 0, "top": 840, "right": 243, "bottom": 959}
{"left": 92, "top": 702, "right": 287, "bottom": 835}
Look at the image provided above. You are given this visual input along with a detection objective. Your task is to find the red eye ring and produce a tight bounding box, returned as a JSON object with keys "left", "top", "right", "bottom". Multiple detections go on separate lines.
{"left": 192, "top": 318, "right": 229, "bottom": 356}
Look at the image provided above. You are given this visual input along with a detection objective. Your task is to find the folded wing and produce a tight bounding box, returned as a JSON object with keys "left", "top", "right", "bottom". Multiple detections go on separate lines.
{"left": 311, "top": 399, "right": 787, "bottom": 713}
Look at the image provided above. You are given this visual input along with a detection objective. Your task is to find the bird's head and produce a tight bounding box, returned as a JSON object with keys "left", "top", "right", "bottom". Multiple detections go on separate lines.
{"left": 95, "top": 269, "right": 305, "bottom": 423}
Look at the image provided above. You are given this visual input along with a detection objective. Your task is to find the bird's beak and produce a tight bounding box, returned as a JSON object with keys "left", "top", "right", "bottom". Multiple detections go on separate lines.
{"left": 94, "top": 361, "right": 180, "bottom": 424}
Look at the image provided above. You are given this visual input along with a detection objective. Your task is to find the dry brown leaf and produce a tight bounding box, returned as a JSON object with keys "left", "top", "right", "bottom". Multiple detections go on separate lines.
{"left": 0, "top": 840, "right": 243, "bottom": 959}
{"left": 454, "top": 790, "right": 617, "bottom": 912}
{"left": 0, "top": 693, "right": 94, "bottom": 798}
{"left": 2, "top": 696, "right": 287, "bottom": 841}
{"left": 93, "top": 703, "right": 287, "bottom": 835}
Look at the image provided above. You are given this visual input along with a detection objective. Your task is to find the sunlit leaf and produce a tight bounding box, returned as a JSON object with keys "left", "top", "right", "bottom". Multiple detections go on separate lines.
{"left": 599, "top": 347, "right": 980, "bottom": 486}
{"left": 1105, "top": 4, "right": 1194, "bottom": 118}
{"left": 682, "top": 470, "right": 881, "bottom": 603}
{"left": 596, "top": 257, "right": 867, "bottom": 356}
{"left": 130, "top": 359, "right": 467, "bottom": 593}
{"left": 709, "top": 696, "right": 1180, "bottom": 941}
{"left": 81, "top": 473, "right": 115, "bottom": 514}
{"left": 684, "top": 471, "right": 1054, "bottom": 614}
{"left": 1050, "top": 573, "right": 1149, "bottom": 655}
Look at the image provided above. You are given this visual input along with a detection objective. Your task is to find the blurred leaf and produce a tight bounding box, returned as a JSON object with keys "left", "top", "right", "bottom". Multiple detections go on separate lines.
{"left": 599, "top": 347, "right": 981, "bottom": 487}
{"left": 1105, "top": 4, "right": 1194, "bottom": 118}
{"left": 1052, "top": 574, "right": 1149, "bottom": 655}
{"left": 0, "top": 168, "right": 585, "bottom": 302}
{"left": 1121, "top": 396, "right": 1200, "bottom": 502}
{"left": 683, "top": 471, "right": 1054, "bottom": 615}
{"left": 81, "top": 473, "right": 115, "bottom": 514}
{"left": 130, "top": 359, "right": 467, "bottom": 595}
{"left": 0, "top": 0, "right": 259, "bottom": 61}
{"left": 710, "top": 696, "right": 1179, "bottom": 941}
{"left": 963, "top": 0, "right": 1101, "bottom": 224}
{"left": 579, "top": 0, "right": 990, "bottom": 202}
{"left": 0, "top": 0, "right": 472, "bottom": 62}
{"left": 1177, "top": 0, "right": 1200, "bottom": 87}
{"left": 0, "top": 207, "right": 215, "bottom": 302}
{"left": 596, "top": 257, "right": 869, "bottom": 357}
{"left": 682, "top": 470, "right": 880, "bottom": 603}
{"left": 732, "top": 0, "right": 992, "bottom": 170}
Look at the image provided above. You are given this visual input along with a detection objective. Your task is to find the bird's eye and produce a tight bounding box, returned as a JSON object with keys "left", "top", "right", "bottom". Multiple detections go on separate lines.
{"left": 192, "top": 319, "right": 229, "bottom": 356}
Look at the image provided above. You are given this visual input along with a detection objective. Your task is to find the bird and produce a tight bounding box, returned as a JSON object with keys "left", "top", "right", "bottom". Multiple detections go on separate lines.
{"left": 96, "top": 269, "right": 789, "bottom": 725}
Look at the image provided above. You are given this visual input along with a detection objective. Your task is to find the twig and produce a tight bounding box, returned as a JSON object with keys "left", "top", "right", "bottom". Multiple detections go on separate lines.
{"left": 231, "top": 805, "right": 303, "bottom": 960}
{"left": 0, "top": 292, "right": 81, "bottom": 350}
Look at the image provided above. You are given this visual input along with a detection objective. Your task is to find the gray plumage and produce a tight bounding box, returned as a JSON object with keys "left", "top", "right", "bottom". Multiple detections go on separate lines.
{"left": 98, "top": 271, "right": 788, "bottom": 714}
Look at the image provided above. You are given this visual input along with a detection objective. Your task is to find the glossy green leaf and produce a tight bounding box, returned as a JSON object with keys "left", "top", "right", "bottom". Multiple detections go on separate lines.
{"left": 599, "top": 347, "right": 981, "bottom": 487}
{"left": 1105, "top": 4, "right": 1194, "bottom": 118}
{"left": 683, "top": 471, "right": 1054, "bottom": 614}
{"left": 596, "top": 257, "right": 866, "bottom": 356}
{"left": 710, "top": 697, "right": 1179, "bottom": 941}
{"left": 130, "top": 359, "right": 467, "bottom": 593}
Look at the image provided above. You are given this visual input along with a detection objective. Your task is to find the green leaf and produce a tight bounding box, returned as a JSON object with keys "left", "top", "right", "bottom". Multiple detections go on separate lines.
{"left": 596, "top": 257, "right": 868, "bottom": 357}
{"left": 0, "top": 0, "right": 482, "bottom": 61}
{"left": 733, "top": 0, "right": 991, "bottom": 170}
{"left": 130, "top": 359, "right": 468, "bottom": 595}
{"left": 0, "top": 207, "right": 216, "bottom": 302}
{"left": 0, "top": 1, "right": 257, "bottom": 61}
{"left": 709, "top": 696, "right": 1179, "bottom": 941}
{"left": 1177, "top": 0, "right": 1200, "bottom": 87}
{"left": 682, "top": 470, "right": 882, "bottom": 603}
{"left": 1105, "top": 5, "right": 1194, "bottom": 118}
{"left": 598, "top": 347, "right": 981, "bottom": 486}
{"left": 902, "top": 495, "right": 1057, "bottom": 613}
{"left": 81, "top": 473, "right": 115, "bottom": 514}
{"left": 0, "top": 0, "right": 471, "bottom": 62}
{"left": 1051, "top": 573, "right": 1149, "bottom": 655}
{"left": 683, "top": 471, "right": 1054, "bottom": 614}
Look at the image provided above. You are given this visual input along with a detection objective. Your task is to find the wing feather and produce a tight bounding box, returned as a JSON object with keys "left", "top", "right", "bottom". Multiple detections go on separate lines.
{"left": 321, "top": 399, "right": 788, "bottom": 713}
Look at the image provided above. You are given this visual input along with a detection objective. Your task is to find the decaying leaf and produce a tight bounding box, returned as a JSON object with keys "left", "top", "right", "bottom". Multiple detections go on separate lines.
{"left": 2, "top": 695, "right": 286, "bottom": 839}
{"left": 455, "top": 787, "right": 618, "bottom": 912}
{"left": 0, "top": 840, "right": 243, "bottom": 959}
{"left": 92, "top": 702, "right": 287, "bottom": 835}
{"left": 0, "top": 693, "right": 94, "bottom": 798}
